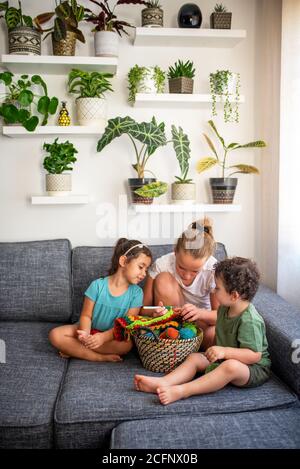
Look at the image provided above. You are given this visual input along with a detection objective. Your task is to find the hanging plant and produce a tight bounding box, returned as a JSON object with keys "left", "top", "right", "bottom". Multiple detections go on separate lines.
{"left": 209, "top": 70, "right": 241, "bottom": 123}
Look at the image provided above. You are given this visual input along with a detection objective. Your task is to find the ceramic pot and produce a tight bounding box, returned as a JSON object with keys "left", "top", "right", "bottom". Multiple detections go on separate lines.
{"left": 8, "top": 26, "right": 41, "bottom": 55}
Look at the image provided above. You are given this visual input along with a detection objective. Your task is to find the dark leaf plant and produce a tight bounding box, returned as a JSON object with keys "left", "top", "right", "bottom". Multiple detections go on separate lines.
{"left": 196, "top": 120, "right": 266, "bottom": 178}
{"left": 43, "top": 138, "right": 78, "bottom": 174}
{"left": 0, "top": 1, "right": 35, "bottom": 30}
{"left": 68, "top": 69, "right": 113, "bottom": 98}
{"left": 0, "top": 71, "right": 58, "bottom": 131}
{"left": 96, "top": 115, "right": 168, "bottom": 198}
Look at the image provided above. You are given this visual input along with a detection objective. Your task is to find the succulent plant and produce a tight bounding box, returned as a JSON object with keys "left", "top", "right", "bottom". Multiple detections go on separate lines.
{"left": 168, "top": 60, "right": 195, "bottom": 79}
{"left": 214, "top": 3, "right": 228, "bottom": 13}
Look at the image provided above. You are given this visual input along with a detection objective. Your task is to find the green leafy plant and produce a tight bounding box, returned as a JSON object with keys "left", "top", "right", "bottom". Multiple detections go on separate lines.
{"left": 196, "top": 120, "right": 266, "bottom": 178}
{"left": 127, "top": 65, "right": 165, "bottom": 103}
{"left": 0, "top": 1, "right": 35, "bottom": 30}
{"left": 135, "top": 181, "right": 167, "bottom": 198}
{"left": 97, "top": 116, "right": 167, "bottom": 197}
{"left": 34, "top": 0, "right": 85, "bottom": 43}
{"left": 68, "top": 69, "right": 114, "bottom": 98}
{"left": 0, "top": 71, "right": 58, "bottom": 131}
{"left": 168, "top": 60, "right": 195, "bottom": 79}
{"left": 210, "top": 69, "right": 241, "bottom": 123}
{"left": 171, "top": 125, "right": 193, "bottom": 183}
{"left": 214, "top": 3, "right": 227, "bottom": 13}
{"left": 85, "top": 0, "right": 147, "bottom": 35}
{"left": 43, "top": 138, "right": 78, "bottom": 174}
{"left": 145, "top": 0, "right": 162, "bottom": 7}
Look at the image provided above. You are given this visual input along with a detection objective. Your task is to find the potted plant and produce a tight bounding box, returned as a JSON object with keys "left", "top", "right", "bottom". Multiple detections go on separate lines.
{"left": 196, "top": 120, "right": 266, "bottom": 204}
{"left": 85, "top": 0, "right": 146, "bottom": 58}
{"left": 128, "top": 65, "right": 165, "bottom": 103}
{"left": 96, "top": 115, "right": 167, "bottom": 204}
{"left": 168, "top": 60, "right": 195, "bottom": 94}
{"left": 34, "top": 0, "right": 85, "bottom": 56}
{"left": 0, "top": 1, "right": 41, "bottom": 55}
{"left": 210, "top": 69, "right": 241, "bottom": 123}
{"left": 171, "top": 125, "right": 196, "bottom": 204}
{"left": 210, "top": 3, "right": 232, "bottom": 29}
{"left": 141, "top": 0, "right": 163, "bottom": 28}
{"left": 43, "top": 138, "right": 78, "bottom": 196}
{"left": 68, "top": 69, "right": 113, "bottom": 129}
{"left": 0, "top": 71, "right": 58, "bottom": 131}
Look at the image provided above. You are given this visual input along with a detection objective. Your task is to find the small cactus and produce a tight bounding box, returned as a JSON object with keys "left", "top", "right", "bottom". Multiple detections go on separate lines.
{"left": 214, "top": 3, "right": 228, "bottom": 13}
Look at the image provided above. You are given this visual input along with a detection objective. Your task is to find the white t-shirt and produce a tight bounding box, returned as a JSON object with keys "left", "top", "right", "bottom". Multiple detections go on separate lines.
{"left": 148, "top": 252, "right": 217, "bottom": 310}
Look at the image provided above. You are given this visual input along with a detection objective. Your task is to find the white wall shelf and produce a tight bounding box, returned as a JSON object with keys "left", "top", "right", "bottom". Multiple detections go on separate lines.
{"left": 131, "top": 204, "right": 242, "bottom": 213}
{"left": 3, "top": 126, "right": 103, "bottom": 137}
{"left": 31, "top": 195, "right": 89, "bottom": 205}
{"left": 134, "top": 93, "right": 245, "bottom": 108}
{"left": 1, "top": 55, "right": 118, "bottom": 75}
{"left": 133, "top": 28, "right": 247, "bottom": 48}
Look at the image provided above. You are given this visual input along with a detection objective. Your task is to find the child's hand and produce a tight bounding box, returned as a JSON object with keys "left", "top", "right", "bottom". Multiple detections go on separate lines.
{"left": 152, "top": 301, "right": 167, "bottom": 317}
{"left": 205, "top": 346, "right": 226, "bottom": 363}
{"left": 84, "top": 332, "right": 105, "bottom": 350}
{"left": 77, "top": 330, "right": 90, "bottom": 345}
{"left": 180, "top": 304, "right": 204, "bottom": 322}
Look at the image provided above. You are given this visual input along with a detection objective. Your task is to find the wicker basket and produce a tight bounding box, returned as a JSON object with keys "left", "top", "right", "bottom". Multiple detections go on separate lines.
{"left": 169, "top": 77, "right": 194, "bottom": 94}
{"left": 210, "top": 12, "right": 232, "bottom": 29}
{"left": 133, "top": 328, "right": 203, "bottom": 373}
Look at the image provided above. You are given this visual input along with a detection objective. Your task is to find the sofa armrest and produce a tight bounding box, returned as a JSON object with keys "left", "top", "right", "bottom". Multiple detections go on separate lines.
{"left": 253, "top": 285, "right": 300, "bottom": 396}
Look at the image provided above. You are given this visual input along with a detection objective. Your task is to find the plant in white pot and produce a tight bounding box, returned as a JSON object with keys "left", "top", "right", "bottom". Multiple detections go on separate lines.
{"left": 141, "top": 0, "right": 164, "bottom": 28}
{"left": 168, "top": 60, "right": 195, "bottom": 94}
{"left": 43, "top": 138, "right": 78, "bottom": 196}
{"left": 68, "top": 68, "right": 113, "bottom": 129}
{"left": 127, "top": 65, "right": 165, "bottom": 103}
{"left": 209, "top": 69, "right": 241, "bottom": 123}
{"left": 85, "top": 0, "right": 146, "bottom": 57}
{"left": 196, "top": 120, "right": 266, "bottom": 204}
{"left": 0, "top": 1, "right": 41, "bottom": 55}
{"left": 171, "top": 125, "right": 196, "bottom": 204}
{"left": 96, "top": 115, "right": 168, "bottom": 204}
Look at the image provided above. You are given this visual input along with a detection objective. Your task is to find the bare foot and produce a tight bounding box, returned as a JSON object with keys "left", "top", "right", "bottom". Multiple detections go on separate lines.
{"left": 157, "top": 385, "right": 185, "bottom": 405}
{"left": 98, "top": 353, "right": 123, "bottom": 363}
{"left": 134, "top": 374, "right": 167, "bottom": 393}
{"left": 59, "top": 351, "right": 70, "bottom": 359}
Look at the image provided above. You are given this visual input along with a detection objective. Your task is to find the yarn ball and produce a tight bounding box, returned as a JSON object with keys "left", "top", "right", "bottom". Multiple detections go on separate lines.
{"left": 159, "top": 327, "right": 180, "bottom": 340}
{"left": 144, "top": 331, "right": 156, "bottom": 339}
{"left": 182, "top": 323, "right": 198, "bottom": 335}
{"left": 178, "top": 327, "right": 196, "bottom": 339}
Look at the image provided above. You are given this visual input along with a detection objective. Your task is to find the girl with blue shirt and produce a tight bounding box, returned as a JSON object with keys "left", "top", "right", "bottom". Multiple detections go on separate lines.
{"left": 49, "top": 238, "right": 153, "bottom": 362}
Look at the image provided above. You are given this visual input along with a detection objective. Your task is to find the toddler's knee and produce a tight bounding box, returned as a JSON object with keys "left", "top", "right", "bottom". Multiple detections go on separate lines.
{"left": 222, "top": 359, "right": 241, "bottom": 375}
{"left": 48, "top": 327, "right": 61, "bottom": 347}
{"left": 119, "top": 339, "right": 133, "bottom": 355}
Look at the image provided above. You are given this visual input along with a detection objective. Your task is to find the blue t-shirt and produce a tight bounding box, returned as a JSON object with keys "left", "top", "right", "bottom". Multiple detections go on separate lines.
{"left": 84, "top": 277, "right": 143, "bottom": 331}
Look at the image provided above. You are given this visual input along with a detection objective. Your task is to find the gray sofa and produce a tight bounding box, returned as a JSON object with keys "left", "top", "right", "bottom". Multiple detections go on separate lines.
{"left": 0, "top": 239, "right": 299, "bottom": 449}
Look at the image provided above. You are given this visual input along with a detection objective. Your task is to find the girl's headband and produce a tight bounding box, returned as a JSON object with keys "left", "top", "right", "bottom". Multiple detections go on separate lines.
{"left": 123, "top": 243, "right": 147, "bottom": 257}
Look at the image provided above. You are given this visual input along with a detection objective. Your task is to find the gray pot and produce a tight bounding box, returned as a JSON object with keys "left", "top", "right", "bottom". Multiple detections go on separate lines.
{"left": 169, "top": 77, "right": 194, "bottom": 94}
{"left": 171, "top": 182, "right": 196, "bottom": 204}
{"left": 142, "top": 7, "right": 163, "bottom": 27}
{"left": 46, "top": 174, "right": 72, "bottom": 196}
{"left": 209, "top": 178, "right": 237, "bottom": 204}
{"left": 8, "top": 26, "right": 41, "bottom": 55}
{"left": 210, "top": 12, "right": 232, "bottom": 29}
{"left": 128, "top": 178, "right": 156, "bottom": 205}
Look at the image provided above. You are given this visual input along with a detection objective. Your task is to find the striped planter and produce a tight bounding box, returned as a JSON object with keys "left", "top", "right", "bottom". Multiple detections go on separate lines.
{"left": 8, "top": 26, "right": 41, "bottom": 55}
{"left": 209, "top": 178, "right": 237, "bottom": 204}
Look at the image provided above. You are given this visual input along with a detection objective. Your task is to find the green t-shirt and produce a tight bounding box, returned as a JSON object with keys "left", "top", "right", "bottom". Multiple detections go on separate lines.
{"left": 216, "top": 303, "right": 271, "bottom": 368}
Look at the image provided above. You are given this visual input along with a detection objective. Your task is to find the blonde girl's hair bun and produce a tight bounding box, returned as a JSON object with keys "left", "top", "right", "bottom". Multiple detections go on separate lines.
{"left": 190, "top": 217, "right": 213, "bottom": 237}
{"left": 175, "top": 217, "right": 215, "bottom": 259}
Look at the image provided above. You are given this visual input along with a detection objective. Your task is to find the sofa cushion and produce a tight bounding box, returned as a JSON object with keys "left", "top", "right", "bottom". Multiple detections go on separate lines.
{"left": 110, "top": 409, "right": 300, "bottom": 449}
{"left": 54, "top": 352, "right": 298, "bottom": 449}
{"left": 71, "top": 242, "right": 227, "bottom": 324}
{"left": 0, "top": 239, "right": 72, "bottom": 323}
{"left": 253, "top": 285, "right": 300, "bottom": 396}
{"left": 0, "top": 321, "right": 68, "bottom": 448}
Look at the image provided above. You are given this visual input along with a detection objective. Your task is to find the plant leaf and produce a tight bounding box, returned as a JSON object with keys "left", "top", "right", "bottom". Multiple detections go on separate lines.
{"left": 23, "top": 116, "right": 39, "bottom": 132}
{"left": 196, "top": 157, "right": 218, "bottom": 173}
{"left": 231, "top": 140, "right": 267, "bottom": 150}
{"left": 18, "top": 90, "right": 34, "bottom": 106}
{"left": 208, "top": 120, "right": 225, "bottom": 147}
{"left": 134, "top": 181, "right": 168, "bottom": 198}
{"left": 229, "top": 164, "right": 259, "bottom": 174}
{"left": 203, "top": 132, "right": 218, "bottom": 159}
{"left": 97, "top": 116, "right": 136, "bottom": 152}
{"left": 171, "top": 125, "right": 191, "bottom": 181}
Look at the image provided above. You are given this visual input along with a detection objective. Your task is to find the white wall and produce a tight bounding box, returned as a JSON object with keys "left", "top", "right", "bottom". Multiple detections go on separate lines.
{"left": 277, "top": 0, "right": 300, "bottom": 307}
{"left": 0, "top": 0, "right": 264, "bottom": 258}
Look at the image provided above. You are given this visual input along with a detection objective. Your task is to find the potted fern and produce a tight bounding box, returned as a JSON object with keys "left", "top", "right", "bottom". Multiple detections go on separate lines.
{"left": 85, "top": 0, "right": 146, "bottom": 58}
{"left": 171, "top": 125, "right": 196, "bottom": 204}
{"left": 96, "top": 116, "right": 167, "bottom": 204}
{"left": 210, "top": 69, "right": 241, "bottom": 123}
{"left": 141, "top": 1, "right": 163, "bottom": 28}
{"left": 0, "top": 1, "right": 41, "bottom": 55}
{"left": 43, "top": 138, "right": 78, "bottom": 196}
{"left": 168, "top": 60, "right": 195, "bottom": 94}
{"left": 210, "top": 3, "right": 232, "bottom": 29}
{"left": 68, "top": 69, "right": 113, "bottom": 129}
{"left": 128, "top": 65, "right": 165, "bottom": 103}
{"left": 196, "top": 120, "right": 266, "bottom": 204}
{"left": 34, "top": 0, "right": 85, "bottom": 56}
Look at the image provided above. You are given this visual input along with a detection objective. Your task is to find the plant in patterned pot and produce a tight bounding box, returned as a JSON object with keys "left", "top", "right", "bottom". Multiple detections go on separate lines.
{"left": 196, "top": 120, "right": 266, "bottom": 204}
{"left": 168, "top": 60, "right": 195, "bottom": 94}
{"left": 170, "top": 125, "right": 196, "bottom": 204}
{"left": 34, "top": 0, "right": 85, "bottom": 56}
{"left": 141, "top": 0, "right": 164, "bottom": 28}
{"left": 43, "top": 138, "right": 78, "bottom": 196}
{"left": 96, "top": 115, "right": 168, "bottom": 204}
{"left": 210, "top": 3, "right": 232, "bottom": 29}
{"left": 68, "top": 68, "right": 114, "bottom": 129}
{"left": 0, "top": 1, "right": 41, "bottom": 55}
{"left": 85, "top": 0, "right": 147, "bottom": 58}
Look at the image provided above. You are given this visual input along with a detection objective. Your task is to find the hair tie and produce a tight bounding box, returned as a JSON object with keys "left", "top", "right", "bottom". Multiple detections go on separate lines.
{"left": 123, "top": 243, "right": 147, "bottom": 257}
{"left": 191, "top": 222, "right": 209, "bottom": 234}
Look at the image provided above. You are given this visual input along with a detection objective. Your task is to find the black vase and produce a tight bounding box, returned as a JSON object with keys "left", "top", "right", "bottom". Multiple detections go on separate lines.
{"left": 178, "top": 3, "right": 202, "bottom": 28}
